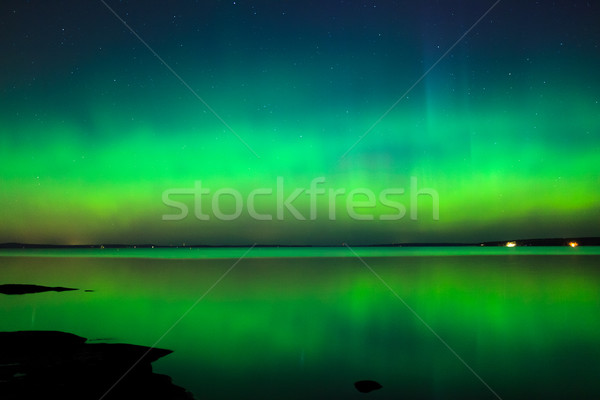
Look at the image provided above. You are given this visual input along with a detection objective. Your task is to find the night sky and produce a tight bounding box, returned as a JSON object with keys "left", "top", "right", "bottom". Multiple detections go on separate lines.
{"left": 1, "top": 1, "right": 599, "bottom": 245}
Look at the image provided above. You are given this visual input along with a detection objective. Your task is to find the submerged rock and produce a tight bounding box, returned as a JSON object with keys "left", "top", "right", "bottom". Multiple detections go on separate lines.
{"left": 0, "top": 331, "right": 194, "bottom": 400}
{"left": 354, "top": 380, "right": 383, "bottom": 393}
{"left": 0, "top": 284, "right": 78, "bottom": 295}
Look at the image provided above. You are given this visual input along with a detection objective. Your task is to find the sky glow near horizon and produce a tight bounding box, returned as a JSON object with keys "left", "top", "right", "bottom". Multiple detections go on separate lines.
{"left": 0, "top": 1, "right": 598, "bottom": 245}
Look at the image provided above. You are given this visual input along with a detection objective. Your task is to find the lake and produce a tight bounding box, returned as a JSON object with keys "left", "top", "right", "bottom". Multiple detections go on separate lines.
{"left": 1, "top": 247, "right": 599, "bottom": 399}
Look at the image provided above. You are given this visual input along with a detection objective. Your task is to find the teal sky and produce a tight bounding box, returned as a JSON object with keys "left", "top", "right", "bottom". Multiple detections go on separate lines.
{"left": 1, "top": 1, "right": 599, "bottom": 245}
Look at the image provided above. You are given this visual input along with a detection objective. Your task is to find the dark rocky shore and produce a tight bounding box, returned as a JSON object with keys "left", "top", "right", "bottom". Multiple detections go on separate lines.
{"left": 0, "top": 331, "right": 194, "bottom": 400}
{"left": 0, "top": 284, "right": 78, "bottom": 295}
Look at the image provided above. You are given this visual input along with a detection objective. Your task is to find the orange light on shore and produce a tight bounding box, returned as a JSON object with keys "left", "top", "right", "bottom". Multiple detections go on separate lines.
{"left": 568, "top": 241, "right": 579, "bottom": 248}
{"left": 506, "top": 241, "right": 517, "bottom": 248}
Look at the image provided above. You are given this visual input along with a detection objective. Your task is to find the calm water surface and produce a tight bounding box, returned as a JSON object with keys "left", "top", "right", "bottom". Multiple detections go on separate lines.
{"left": 1, "top": 247, "right": 599, "bottom": 399}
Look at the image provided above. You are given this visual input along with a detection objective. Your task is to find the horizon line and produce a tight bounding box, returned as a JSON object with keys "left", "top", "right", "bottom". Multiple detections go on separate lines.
{"left": 1, "top": 237, "right": 598, "bottom": 249}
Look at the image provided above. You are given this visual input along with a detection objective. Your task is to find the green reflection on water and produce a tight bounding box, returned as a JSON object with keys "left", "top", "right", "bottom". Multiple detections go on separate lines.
{"left": 1, "top": 250, "right": 599, "bottom": 399}
{"left": 1, "top": 246, "right": 600, "bottom": 259}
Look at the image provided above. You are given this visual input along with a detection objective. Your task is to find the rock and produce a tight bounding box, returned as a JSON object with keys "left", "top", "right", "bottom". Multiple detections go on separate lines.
{"left": 354, "top": 380, "right": 383, "bottom": 393}
{"left": 0, "top": 331, "right": 194, "bottom": 400}
{"left": 0, "top": 284, "right": 78, "bottom": 295}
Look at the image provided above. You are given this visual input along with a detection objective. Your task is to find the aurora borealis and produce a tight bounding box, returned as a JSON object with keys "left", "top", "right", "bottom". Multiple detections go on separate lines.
{"left": 1, "top": 0, "right": 599, "bottom": 245}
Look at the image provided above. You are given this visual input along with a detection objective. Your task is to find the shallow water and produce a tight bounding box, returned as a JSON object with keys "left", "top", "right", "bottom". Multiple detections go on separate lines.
{"left": 1, "top": 248, "right": 599, "bottom": 399}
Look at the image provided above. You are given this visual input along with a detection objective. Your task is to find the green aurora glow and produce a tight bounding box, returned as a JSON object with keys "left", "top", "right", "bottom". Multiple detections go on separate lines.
{"left": 1, "top": 1, "right": 598, "bottom": 244}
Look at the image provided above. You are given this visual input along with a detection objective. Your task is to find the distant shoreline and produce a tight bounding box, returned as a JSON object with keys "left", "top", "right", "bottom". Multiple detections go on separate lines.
{"left": 1, "top": 237, "right": 599, "bottom": 249}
